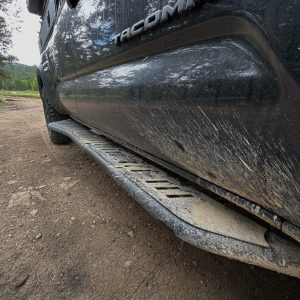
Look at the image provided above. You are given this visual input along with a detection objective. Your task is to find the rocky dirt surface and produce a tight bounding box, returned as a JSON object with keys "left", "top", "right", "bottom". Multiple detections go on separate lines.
{"left": 0, "top": 97, "right": 300, "bottom": 300}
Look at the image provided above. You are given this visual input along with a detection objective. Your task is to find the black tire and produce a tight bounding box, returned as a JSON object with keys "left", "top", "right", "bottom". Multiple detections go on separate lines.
{"left": 41, "top": 88, "right": 71, "bottom": 145}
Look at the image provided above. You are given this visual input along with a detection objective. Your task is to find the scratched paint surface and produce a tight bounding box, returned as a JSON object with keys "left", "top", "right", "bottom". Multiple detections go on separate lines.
{"left": 40, "top": 0, "right": 300, "bottom": 226}
{"left": 58, "top": 38, "right": 300, "bottom": 227}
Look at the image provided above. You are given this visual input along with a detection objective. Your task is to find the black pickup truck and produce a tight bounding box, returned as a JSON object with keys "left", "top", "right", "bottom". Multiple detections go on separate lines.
{"left": 27, "top": 0, "right": 300, "bottom": 277}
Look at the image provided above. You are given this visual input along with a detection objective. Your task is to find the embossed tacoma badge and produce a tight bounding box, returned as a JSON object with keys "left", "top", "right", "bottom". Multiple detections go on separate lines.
{"left": 113, "top": 0, "right": 196, "bottom": 45}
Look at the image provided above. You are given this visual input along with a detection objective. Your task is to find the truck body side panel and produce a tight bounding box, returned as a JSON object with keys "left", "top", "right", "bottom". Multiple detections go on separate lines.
{"left": 45, "top": 0, "right": 300, "bottom": 227}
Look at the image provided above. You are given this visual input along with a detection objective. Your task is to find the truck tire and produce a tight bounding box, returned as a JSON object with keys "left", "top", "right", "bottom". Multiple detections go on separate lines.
{"left": 41, "top": 88, "right": 71, "bottom": 145}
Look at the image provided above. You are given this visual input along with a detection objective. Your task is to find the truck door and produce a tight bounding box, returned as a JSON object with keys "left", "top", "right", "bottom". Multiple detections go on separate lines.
{"left": 41, "top": 0, "right": 79, "bottom": 116}
{"left": 67, "top": 0, "right": 159, "bottom": 123}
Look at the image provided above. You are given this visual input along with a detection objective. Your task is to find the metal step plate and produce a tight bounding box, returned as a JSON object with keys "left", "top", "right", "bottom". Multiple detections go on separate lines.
{"left": 49, "top": 119, "right": 300, "bottom": 278}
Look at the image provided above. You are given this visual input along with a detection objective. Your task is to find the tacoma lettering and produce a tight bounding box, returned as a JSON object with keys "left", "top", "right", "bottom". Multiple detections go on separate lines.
{"left": 113, "top": 0, "right": 196, "bottom": 45}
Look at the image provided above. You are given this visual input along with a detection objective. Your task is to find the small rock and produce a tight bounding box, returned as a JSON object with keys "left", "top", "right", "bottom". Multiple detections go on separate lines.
{"left": 63, "top": 177, "right": 72, "bottom": 181}
{"left": 15, "top": 274, "right": 29, "bottom": 289}
{"left": 71, "top": 217, "right": 75, "bottom": 221}
{"left": 192, "top": 261, "right": 197, "bottom": 266}
{"left": 127, "top": 231, "right": 134, "bottom": 238}
{"left": 9, "top": 191, "right": 31, "bottom": 207}
{"left": 124, "top": 260, "right": 132, "bottom": 267}
{"left": 66, "top": 191, "right": 71, "bottom": 196}
{"left": 30, "top": 209, "right": 38, "bottom": 216}
{"left": 30, "top": 191, "right": 46, "bottom": 201}
{"left": 42, "top": 158, "right": 52, "bottom": 164}
{"left": 35, "top": 233, "right": 42, "bottom": 240}
{"left": 8, "top": 180, "right": 18, "bottom": 185}
{"left": 60, "top": 180, "right": 80, "bottom": 191}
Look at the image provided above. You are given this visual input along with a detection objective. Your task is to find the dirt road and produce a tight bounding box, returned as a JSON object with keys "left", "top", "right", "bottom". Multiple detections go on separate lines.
{"left": 0, "top": 98, "right": 300, "bottom": 300}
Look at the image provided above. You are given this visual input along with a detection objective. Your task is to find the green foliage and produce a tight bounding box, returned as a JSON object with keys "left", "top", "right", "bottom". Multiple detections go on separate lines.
{"left": 0, "top": 94, "right": 5, "bottom": 105}
{"left": 0, "top": 65, "right": 11, "bottom": 81}
{"left": 1, "top": 63, "right": 38, "bottom": 91}
{"left": 5, "top": 63, "right": 38, "bottom": 79}
{"left": 0, "top": 0, "right": 17, "bottom": 81}
{"left": 0, "top": 1, "right": 38, "bottom": 92}
{"left": 0, "top": 90, "right": 40, "bottom": 98}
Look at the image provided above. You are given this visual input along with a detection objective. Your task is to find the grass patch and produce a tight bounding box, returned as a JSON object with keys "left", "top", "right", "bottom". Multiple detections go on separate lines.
{"left": 0, "top": 90, "right": 40, "bottom": 99}
{"left": 0, "top": 95, "right": 5, "bottom": 105}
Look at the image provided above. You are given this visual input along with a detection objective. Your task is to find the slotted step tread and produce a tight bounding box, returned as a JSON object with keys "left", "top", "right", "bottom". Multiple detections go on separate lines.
{"left": 49, "top": 119, "right": 300, "bottom": 278}
{"left": 49, "top": 119, "right": 267, "bottom": 247}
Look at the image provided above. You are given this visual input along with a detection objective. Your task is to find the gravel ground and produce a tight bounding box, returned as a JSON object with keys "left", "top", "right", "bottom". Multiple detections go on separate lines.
{"left": 0, "top": 97, "right": 300, "bottom": 300}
